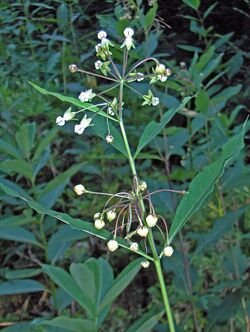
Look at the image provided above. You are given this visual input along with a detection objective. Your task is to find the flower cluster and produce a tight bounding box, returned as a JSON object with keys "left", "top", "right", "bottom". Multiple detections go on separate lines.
{"left": 151, "top": 63, "right": 172, "bottom": 84}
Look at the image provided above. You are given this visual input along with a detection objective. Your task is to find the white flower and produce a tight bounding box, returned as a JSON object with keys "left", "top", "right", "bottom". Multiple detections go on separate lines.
{"left": 94, "top": 212, "right": 101, "bottom": 220}
{"left": 106, "top": 134, "right": 114, "bottom": 143}
{"left": 141, "top": 260, "right": 150, "bottom": 268}
{"left": 74, "top": 184, "right": 86, "bottom": 195}
{"left": 107, "top": 210, "right": 116, "bottom": 222}
{"left": 108, "top": 107, "right": 115, "bottom": 116}
{"left": 152, "top": 97, "right": 159, "bottom": 106}
{"left": 139, "top": 181, "right": 147, "bottom": 192}
{"left": 69, "top": 64, "right": 78, "bottom": 73}
{"left": 107, "top": 239, "right": 119, "bottom": 252}
{"left": 130, "top": 242, "right": 139, "bottom": 252}
{"left": 95, "top": 43, "right": 101, "bottom": 52}
{"left": 94, "top": 219, "right": 105, "bottom": 230}
{"left": 164, "top": 246, "right": 174, "bottom": 257}
{"left": 79, "top": 89, "right": 96, "bottom": 102}
{"left": 63, "top": 107, "right": 75, "bottom": 121}
{"left": 137, "top": 226, "right": 149, "bottom": 237}
{"left": 56, "top": 116, "right": 65, "bottom": 127}
{"left": 124, "top": 27, "right": 134, "bottom": 38}
{"left": 146, "top": 214, "right": 158, "bottom": 227}
{"left": 74, "top": 124, "right": 85, "bottom": 135}
{"left": 159, "top": 75, "right": 167, "bottom": 82}
{"left": 97, "top": 30, "right": 107, "bottom": 40}
{"left": 101, "top": 38, "right": 111, "bottom": 47}
{"left": 137, "top": 73, "right": 144, "bottom": 81}
{"left": 155, "top": 63, "right": 166, "bottom": 74}
{"left": 95, "top": 60, "right": 102, "bottom": 70}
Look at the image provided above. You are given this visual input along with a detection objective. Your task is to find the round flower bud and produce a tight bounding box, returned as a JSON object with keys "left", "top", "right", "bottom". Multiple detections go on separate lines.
{"left": 69, "top": 64, "right": 78, "bottom": 73}
{"left": 146, "top": 214, "right": 158, "bottom": 227}
{"left": 108, "top": 107, "right": 115, "bottom": 116}
{"left": 56, "top": 116, "right": 65, "bottom": 127}
{"left": 164, "top": 245, "right": 174, "bottom": 257}
{"left": 141, "top": 260, "right": 150, "bottom": 268}
{"left": 139, "top": 181, "right": 147, "bottom": 192}
{"left": 130, "top": 242, "right": 139, "bottom": 252}
{"left": 94, "top": 219, "right": 105, "bottom": 230}
{"left": 155, "top": 63, "right": 166, "bottom": 74}
{"left": 94, "top": 212, "right": 101, "bottom": 220}
{"left": 95, "top": 60, "right": 102, "bottom": 70}
{"left": 166, "top": 68, "right": 172, "bottom": 76}
{"left": 106, "top": 210, "right": 116, "bottom": 222}
{"left": 152, "top": 97, "right": 159, "bottom": 106}
{"left": 124, "top": 27, "right": 134, "bottom": 37}
{"left": 97, "top": 30, "right": 107, "bottom": 40}
{"left": 106, "top": 134, "right": 114, "bottom": 143}
{"left": 137, "top": 226, "right": 149, "bottom": 237}
{"left": 137, "top": 72, "right": 144, "bottom": 81}
{"left": 107, "top": 239, "right": 119, "bottom": 252}
{"left": 73, "top": 184, "right": 86, "bottom": 196}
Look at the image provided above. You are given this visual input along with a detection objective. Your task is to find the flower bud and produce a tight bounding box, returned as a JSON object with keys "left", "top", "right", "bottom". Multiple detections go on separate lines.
{"left": 107, "top": 239, "right": 119, "bottom": 252}
{"left": 155, "top": 63, "right": 166, "bottom": 74}
{"left": 164, "top": 245, "right": 174, "bottom": 257}
{"left": 73, "top": 184, "right": 86, "bottom": 196}
{"left": 139, "top": 181, "right": 147, "bottom": 192}
{"left": 146, "top": 214, "right": 158, "bottom": 227}
{"left": 137, "top": 226, "right": 149, "bottom": 237}
{"left": 95, "top": 60, "right": 102, "bottom": 70}
{"left": 94, "top": 212, "right": 101, "bottom": 220}
{"left": 94, "top": 219, "right": 105, "bottom": 230}
{"left": 152, "top": 97, "right": 159, "bottom": 106}
{"left": 106, "top": 210, "right": 116, "bottom": 222}
{"left": 69, "top": 64, "right": 78, "bottom": 73}
{"left": 106, "top": 134, "right": 114, "bottom": 143}
{"left": 141, "top": 260, "right": 150, "bottom": 268}
{"left": 97, "top": 30, "right": 107, "bottom": 40}
{"left": 124, "top": 27, "right": 134, "bottom": 37}
{"left": 130, "top": 242, "right": 139, "bottom": 251}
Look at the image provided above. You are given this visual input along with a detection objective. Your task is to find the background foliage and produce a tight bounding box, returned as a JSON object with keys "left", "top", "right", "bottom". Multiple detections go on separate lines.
{"left": 0, "top": 0, "right": 249, "bottom": 331}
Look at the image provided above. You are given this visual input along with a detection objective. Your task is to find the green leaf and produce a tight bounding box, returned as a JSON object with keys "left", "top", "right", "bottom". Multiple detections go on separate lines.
{"left": 100, "top": 258, "right": 142, "bottom": 310}
{"left": 37, "top": 163, "right": 83, "bottom": 208}
{"left": 0, "top": 138, "right": 22, "bottom": 159}
{"left": 33, "top": 127, "right": 58, "bottom": 160}
{"left": 4, "top": 268, "right": 42, "bottom": 280}
{"left": 42, "top": 264, "right": 93, "bottom": 317}
{"left": 0, "top": 183, "right": 153, "bottom": 261}
{"left": 43, "top": 317, "right": 95, "bottom": 332}
{"left": 144, "top": 4, "right": 158, "bottom": 31}
{"left": 127, "top": 308, "right": 164, "bottom": 332}
{"left": 134, "top": 97, "right": 191, "bottom": 158}
{"left": 15, "top": 122, "right": 36, "bottom": 159}
{"left": 183, "top": 0, "right": 200, "bottom": 10}
{"left": 0, "top": 159, "right": 34, "bottom": 181}
{"left": 0, "top": 226, "right": 40, "bottom": 246}
{"left": 195, "top": 89, "right": 210, "bottom": 113}
{"left": 194, "top": 208, "right": 246, "bottom": 254}
{"left": 167, "top": 124, "right": 246, "bottom": 244}
{"left": 57, "top": 3, "right": 69, "bottom": 29}
{"left": 29, "top": 81, "right": 117, "bottom": 122}
{"left": 0, "top": 279, "right": 44, "bottom": 295}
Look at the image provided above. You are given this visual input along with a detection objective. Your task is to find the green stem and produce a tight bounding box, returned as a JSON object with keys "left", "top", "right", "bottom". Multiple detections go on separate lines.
{"left": 118, "top": 80, "right": 175, "bottom": 332}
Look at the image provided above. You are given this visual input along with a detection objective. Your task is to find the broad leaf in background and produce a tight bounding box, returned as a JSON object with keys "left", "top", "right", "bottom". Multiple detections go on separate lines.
{"left": 29, "top": 81, "right": 117, "bottom": 121}
{"left": 167, "top": 123, "right": 246, "bottom": 244}
{"left": 0, "top": 279, "right": 45, "bottom": 295}
{"left": 42, "top": 317, "right": 95, "bottom": 332}
{"left": 127, "top": 308, "right": 164, "bottom": 332}
{"left": 134, "top": 97, "right": 191, "bottom": 158}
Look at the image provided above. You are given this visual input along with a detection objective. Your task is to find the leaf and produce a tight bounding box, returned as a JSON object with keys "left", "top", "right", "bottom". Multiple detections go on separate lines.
{"left": 195, "top": 89, "right": 210, "bottom": 113}
{"left": 127, "top": 308, "right": 164, "bottom": 332}
{"left": 29, "top": 81, "right": 117, "bottom": 122}
{"left": 0, "top": 138, "right": 21, "bottom": 159}
{"left": 194, "top": 208, "right": 246, "bottom": 254}
{"left": 0, "top": 226, "right": 40, "bottom": 246}
{"left": 15, "top": 123, "right": 36, "bottom": 159}
{"left": 100, "top": 258, "right": 142, "bottom": 310}
{"left": 4, "top": 268, "right": 42, "bottom": 280}
{"left": 134, "top": 97, "right": 191, "bottom": 158}
{"left": 42, "top": 317, "right": 95, "bottom": 332}
{"left": 206, "top": 291, "right": 242, "bottom": 331}
{"left": 0, "top": 184, "right": 153, "bottom": 261}
{"left": 167, "top": 124, "right": 246, "bottom": 244}
{"left": 57, "top": 3, "right": 68, "bottom": 29}
{"left": 0, "top": 159, "right": 34, "bottom": 181}
{"left": 144, "top": 4, "right": 158, "bottom": 31}
{"left": 0, "top": 279, "right": 45, "bottom": 295}
{"left": 183, "top": 0, "right": 200, "bottom": 10}
{"left": 42, "top": 264, "right": 93, "bottom": 317}
{"left": 33, "top": 127, "right": 58, "bottom": 160}
{"left": 37, "top": 164, "right": 83, "bottom": 208}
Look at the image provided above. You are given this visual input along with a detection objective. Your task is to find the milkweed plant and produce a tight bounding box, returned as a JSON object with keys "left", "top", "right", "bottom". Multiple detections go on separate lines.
{"left": 30, "top": 27, "right": 246, "bottom": 332}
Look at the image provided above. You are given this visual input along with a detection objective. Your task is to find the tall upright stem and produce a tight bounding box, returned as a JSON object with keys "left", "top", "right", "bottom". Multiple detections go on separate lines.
{"left": 118, "top": 80, "right": 175, "bottom": 332}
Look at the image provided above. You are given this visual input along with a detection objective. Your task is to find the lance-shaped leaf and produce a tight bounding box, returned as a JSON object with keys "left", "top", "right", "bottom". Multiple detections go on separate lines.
{"left": 29, "top": 81, "right": 117, "bottom": 122}
{"left": 134, "top": 96, "right": 191, "bottom": 158}
{"left": 0, "top": 182, "right": 153, "bottom": 261}
{"left": 167, "top": 123, "right": 246, "bottom": 245}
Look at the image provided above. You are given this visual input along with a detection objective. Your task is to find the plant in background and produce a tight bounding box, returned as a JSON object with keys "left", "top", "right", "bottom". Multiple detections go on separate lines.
{"left": 0, "top": 24, "right": 246, "bottom": 332}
